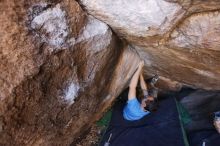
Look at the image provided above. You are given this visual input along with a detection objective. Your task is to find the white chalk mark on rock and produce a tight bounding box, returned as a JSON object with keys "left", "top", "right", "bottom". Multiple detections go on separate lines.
{"left": 193, "top": 68, "right": 217, "bottom": 79}
{"left": 31, "top": 4, "right": 70, "bottom": 48}
{"left": 77, "top": 16, "right": 109, "bottom": 42}
{"left": 76, "top": 15, "right": 111, "bottom": 52}
{"left": 63, "top": 82, "right": 80, "bottom": 105}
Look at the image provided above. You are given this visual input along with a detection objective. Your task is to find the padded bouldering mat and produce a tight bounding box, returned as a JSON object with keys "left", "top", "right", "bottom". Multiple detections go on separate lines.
{"left": 99, "top": 97, "right": 185, "bottom": 146}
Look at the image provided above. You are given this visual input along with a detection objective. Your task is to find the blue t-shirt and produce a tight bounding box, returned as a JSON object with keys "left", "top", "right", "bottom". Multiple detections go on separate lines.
{"left": 123, "top": 98, "right": 150, "bottom": 121}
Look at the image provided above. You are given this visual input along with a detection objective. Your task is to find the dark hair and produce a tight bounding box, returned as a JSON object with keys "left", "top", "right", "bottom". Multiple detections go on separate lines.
{"left": 144, "top": 98, "right": 158, "bottom": 112}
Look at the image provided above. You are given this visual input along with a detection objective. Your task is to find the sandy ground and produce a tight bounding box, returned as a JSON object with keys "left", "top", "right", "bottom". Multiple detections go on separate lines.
{"left": 74, "top": 124, "right": 102, "bottom": 146}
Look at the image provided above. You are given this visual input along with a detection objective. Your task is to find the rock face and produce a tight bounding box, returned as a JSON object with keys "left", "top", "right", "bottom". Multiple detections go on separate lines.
{"left": 1, "top": 0, "right": 220, "bottom": 145}
{"left": 80, "top": 0, "right": 220, "bottom": 90}
{"left": 0, "top": 0, "right": 132, "bottom": 145}
{"left": 80, "top": 0, "right": 185, "bottom": 44}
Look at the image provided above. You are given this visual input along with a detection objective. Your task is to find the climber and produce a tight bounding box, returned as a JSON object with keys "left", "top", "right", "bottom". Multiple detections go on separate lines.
{"left": 123, "top": 61, "right": 158, "bottom": 121}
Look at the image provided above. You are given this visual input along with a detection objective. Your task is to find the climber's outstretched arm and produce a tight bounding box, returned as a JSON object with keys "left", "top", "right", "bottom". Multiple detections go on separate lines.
{"left": 140, "top": 72, "right": 149, "bottom": 97}
{"left": 128, "top": 61, "right": 144, "bottom": 100}
{"left": 140, "top": 72, "right": 147, "bottom": 90}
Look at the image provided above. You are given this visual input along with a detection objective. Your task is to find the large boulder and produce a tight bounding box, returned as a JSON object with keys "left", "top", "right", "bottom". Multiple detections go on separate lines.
{"left": 1, "top": 0, "right": 220, "bottom": 145}
{"left": 79, "top": 0, "right": 186, "bottom": 45}
{"left": 0, "top": 0, "right": 138, "bottom": 145}
{"left": 80, "top": 0, "right": 220, "bottom": 90}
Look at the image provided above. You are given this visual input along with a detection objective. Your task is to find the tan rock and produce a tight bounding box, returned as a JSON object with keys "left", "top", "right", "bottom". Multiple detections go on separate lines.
{"left": 80, "top": 0, "right": 220, "bottom": 90}
{"left": 1, "top": 0, "right": 220, "bottom": 145}
{"left": 80, "top": 0, "right": 186, "bottom": 45}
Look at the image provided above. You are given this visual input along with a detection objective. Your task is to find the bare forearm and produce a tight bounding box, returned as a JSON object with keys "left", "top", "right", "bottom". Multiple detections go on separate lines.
{"left": 128, "top": 61, "right": 144, "bottom": 100}
{"left": 140, "top": 74, "right": 147, "bottom": 90}
{"left": 128, "top": 69, "right": 141, "bottom": 100}
{"left": 140, "top": 73, "right": 149, "bottom": 97}
{"left": 129, "top": 67, "right": 142, "bottom": 88}
{"left": 128, "top": 87, "right": 136, "bottom": 100}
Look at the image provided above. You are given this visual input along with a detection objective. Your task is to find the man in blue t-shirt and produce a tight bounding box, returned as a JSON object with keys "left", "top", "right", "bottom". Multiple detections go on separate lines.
{"left": 123, "top": 61, "right": 158, "bottom": 121}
